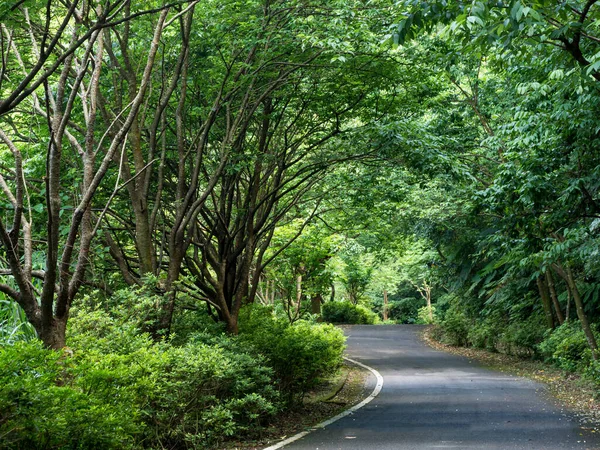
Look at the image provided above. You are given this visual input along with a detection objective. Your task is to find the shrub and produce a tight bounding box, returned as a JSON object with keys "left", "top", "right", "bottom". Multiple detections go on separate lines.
{"left": 499, "top": 315, "right": 546, "bottom": 357}
{"left": 144, "top": 340, "right": 278, "bottom": 446}
{"left": 583, "top": 360, "right": 600, "bottom": 389}
{"left": 416, "top": 305, "right": 437, "bottom": 324}
{"left": 439, "top": 305, "right": 470, "bottom": 346}
{"left": 0, "top": 300, "right": 280, "bottom": 449}
{"left": 239, "top": 305, "right": 346, "bottom": 402}
{"left": 70, "top": 305, "right": 279, "bottom": 447}
{"left": 169, "top": 307, "right": 226, "bottom": 346}
{"left": 387, "top": 297, "right": 423, "bottom": 324}
{"left": 0, "top": 341, "right": 140, "bottom": 450}
{"left": 467, "top": 319, "right": 503, "bottom": 352}
{"left": 0, "top": 295, "right": 348, "bottom": 448}
{"left": 321, "top": 301, "right": 378, "bottom": 324}
{"left": 538, "top": 321, "right": 593, "bottom": 372}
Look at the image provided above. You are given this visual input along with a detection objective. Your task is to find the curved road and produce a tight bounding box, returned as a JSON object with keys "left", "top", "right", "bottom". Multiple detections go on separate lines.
{"left": 282, "top": 325, "right": 599, "bottom": 450}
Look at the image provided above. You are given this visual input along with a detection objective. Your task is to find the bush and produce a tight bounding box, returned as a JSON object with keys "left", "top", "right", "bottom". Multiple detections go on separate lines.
{"left": 416, "top": 305, "right": 437, "bottom": 324}
{"left": 467, "top": 318, "right": 503, "bottom": 352}
{"left": 538, "top": 321, "right": 594, "bottom": 372}
{"left": 0, "top": 301, "right": 280, "bottom": 449}
{"left": 499, "top": 315, "right": 546, "bottom": 357}
{"left": 71, "top": 305, "right": 279, "bottom": 447}
{"left": 583, "top": 360, "right": 600, "bottom": 389}
{"left": 439, "top": 305, "right": 470, "bottom": 346}
{"left": 239, "top": 305, "right": 346, "bottom": 402}
{"left": 144, "top": 340, "right": 278, "bottom": 446}
{"left": 387, "top": 297, "right": 423, "bottom": 324}
{"left": 0, "top": 340, "right": 140, "bottom": 450}
{"left": 321, "top": 301, "right": 378, "bottom": 324}
{"left": 0, "top": 295, "right": 349, "bottom": 448}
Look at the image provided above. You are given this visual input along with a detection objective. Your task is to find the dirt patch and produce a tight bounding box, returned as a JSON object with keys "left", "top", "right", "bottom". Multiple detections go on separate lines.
{"left": 422, "top": 326, "right": 600, "bottom": 432}
{"left": 224, "top": 361, "right": 372, "bottom": 450}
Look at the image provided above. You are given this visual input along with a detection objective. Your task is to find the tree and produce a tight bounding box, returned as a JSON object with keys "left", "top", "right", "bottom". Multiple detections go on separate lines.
{"left": 258, "top": 221, "right": 339, "bottom": 321}
{"left": 0, "top": 2, "right": 187, "bottom": 348}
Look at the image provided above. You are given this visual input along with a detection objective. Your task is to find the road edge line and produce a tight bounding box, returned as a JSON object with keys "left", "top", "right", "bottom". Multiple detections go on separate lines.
{"left": 262, "top": 356, "right": 384, "bottom": 450}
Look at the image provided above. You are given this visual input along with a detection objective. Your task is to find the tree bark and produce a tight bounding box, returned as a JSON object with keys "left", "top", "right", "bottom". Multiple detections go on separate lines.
{"left": 546, "top": 270, "right": 564, "bottom": 325}
{"left": 566, "top": 284, "right": 571, "bottom": 321}
{"left": 383, "top": 289, "right": 388, "bottom": 321}
{"left": 536, "top": 276, "right": 555, "bottom": 329}
{"left": 553, "top": 263, "right": 598, "bottom": 359}
{"left": 295, "top": 272, "right": 303, "bottom": 317}
{"left": 311, "top": 294, "right": 322, "bottom": 316}
{"left": 426, "top": 287, "right": 433, "bottom": 322}
{"left": 565, "top": 266, "right": 598, "bottom": 360}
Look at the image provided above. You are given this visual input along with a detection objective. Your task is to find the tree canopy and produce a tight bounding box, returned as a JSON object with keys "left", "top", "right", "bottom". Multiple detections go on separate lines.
{"left": 2, "top": 1, "right": 600, "bottom": 445}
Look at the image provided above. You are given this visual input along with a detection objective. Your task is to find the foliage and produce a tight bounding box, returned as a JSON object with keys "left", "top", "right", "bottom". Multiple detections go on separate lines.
{"left": 385, "top": 297, "right": 424, "bottom": 324}
{"left": 238, "top": 305, "right": 346, "bottom": 402}
{"left": 70, "top": 301, "right": 280, "bottom": 447}
{"left": 467, "top": 318, "right": 504, "bottom": 352}
{"left": 0, "top": 340, "right": 140, "bottom": 449}
{"left": 499, "top": 315, "right": 547, "bottom": 357}
{"left": 3, "top": 0, "right": 600, "bottom": 443}
{"left": 438, "top": 303, "right": 470, "bottom": 346}
{"left": 0, "top": 299, "right": 282, "bottom": 449}
{"left": 321, "top": 301, "right": 379, "bottom": 325}
{"left": 338, "top": 243, "right": 374, "bottom": 305}
{"left": 416, "top": 305, "right": 437, "bottom": 324}
{"left": 538, "top": 321, "right": 595, "bottom": 372}
{"left": 0, "top": 299, "right": 37, "bottom": 345}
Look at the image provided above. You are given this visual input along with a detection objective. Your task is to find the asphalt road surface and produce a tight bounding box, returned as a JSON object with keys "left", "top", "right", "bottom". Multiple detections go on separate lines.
{"left": 282, "top": 325, "right": 600, "bottom": 450}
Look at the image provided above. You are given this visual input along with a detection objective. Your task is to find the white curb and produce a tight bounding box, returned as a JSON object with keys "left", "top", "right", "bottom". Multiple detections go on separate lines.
{"left": 262, "top": 357, "right": 384, "bottom": 450}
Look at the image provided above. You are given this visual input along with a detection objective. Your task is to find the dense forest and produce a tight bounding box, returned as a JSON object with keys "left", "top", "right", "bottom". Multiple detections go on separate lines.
{"left": 1, "top": 0, "right": 600, "bottom": 448}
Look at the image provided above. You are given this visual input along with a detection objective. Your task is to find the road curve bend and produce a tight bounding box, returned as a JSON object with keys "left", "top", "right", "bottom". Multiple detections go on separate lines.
{"left": 279, "top": 325, "right": 600, "bottom": 450}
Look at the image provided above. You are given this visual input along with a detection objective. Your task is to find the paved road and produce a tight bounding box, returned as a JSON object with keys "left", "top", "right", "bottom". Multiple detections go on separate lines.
{"left": 283, "top": 325, "right": 600, "bottom": 450}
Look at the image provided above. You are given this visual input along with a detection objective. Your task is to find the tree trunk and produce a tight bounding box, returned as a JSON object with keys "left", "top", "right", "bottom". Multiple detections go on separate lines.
{"left": 270, "top": 280, "right": 276, "bottom": 305}
{"left": 226, "top": 314, "right": 239, "bottom": 335}
{"left": 536, "top": 276, "right": 555, "bottom": 329}
{"left": 425, "top": 285, "right": 433, "bottom": 322}
{"left": 311, "top": 294, "right": 322, "bottom": 316}
{"left": 38, "top": 317, "right": 67, "bottom": 350}
{"left": 295, "top": 273, "right": 303, "bottom": 316}
{"left": 546, "top": 270, "right": 564, "bottom": 325}
{"left": 383, "top": 289, "right": 388, "bottom": 321}
{"left": 565, "top": 267, "right": 598, "bottom": 360}
{"left": 566, "top": 284, "right": 571, "bottom": 321}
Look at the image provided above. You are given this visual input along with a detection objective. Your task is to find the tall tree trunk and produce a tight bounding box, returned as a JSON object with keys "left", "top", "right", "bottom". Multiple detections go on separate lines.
{"left": 426, "top": 287, "right": 433, "bottom": 322}
{"left": 554, "top": 263, "right": 598, "bottom": 359}
{"left": 565, "top": 267, "right": 598, "bottom": 360}
{"left": 566, "top": 284, "right": 571, "bottom": 321}
{"left": 295, "top": 273, "right": 303, "bottom": 317}
{"left": 536, "top": 276, "right": 555, "bottom": 329}
{"left": 311, "top": 294, "right": 322, "bottom": 316}
{"left": 38, "top": 318, "right": 67, "bottom": 350}
{"left": 546, "top": 270, "right": 564, "bottom": 325}
{"left": 383, "top": 289, "right": 388, "bottom": 321}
